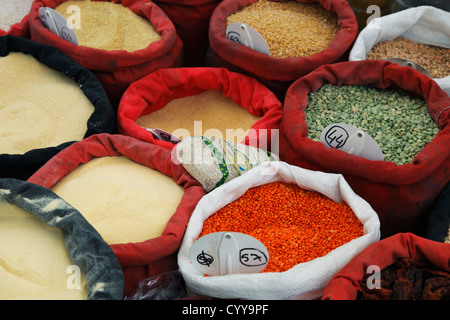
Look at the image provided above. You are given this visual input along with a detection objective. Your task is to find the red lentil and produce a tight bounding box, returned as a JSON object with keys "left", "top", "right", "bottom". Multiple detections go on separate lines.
{"left": 199, "top": 181, "right": 364, "bottom": 273}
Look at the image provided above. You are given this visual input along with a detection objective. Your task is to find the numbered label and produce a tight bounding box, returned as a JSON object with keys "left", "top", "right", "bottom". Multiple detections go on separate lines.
{"left": 145, "top": 128, "right": 181, "bottom": 144}
{"left": 226, "top": 22, "right": 270, "bottom": 56}
{"left": 320, "top": 123, "right": 384, "bottom": 161}
{"left": 189, "top": 232, "right": 269, "bottom": 276}
{"left": 39, "top": 7, "right": 78, "bottom": 45}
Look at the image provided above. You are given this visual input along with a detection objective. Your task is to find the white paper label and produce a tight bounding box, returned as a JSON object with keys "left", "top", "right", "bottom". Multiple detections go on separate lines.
{"left": 145, "top": 128, "right": 181, "bottom": 144}
{"left": 189, "top": 232, "right": 269, "bottom": 276}
{"left": 226, "top": 22, "right": 270, "bottom": 56}
{"left": 39, "top": 7, "right": 78, "bottom": 46}
{"left": 320, "top": 123, "right": 384, "bottom": 161}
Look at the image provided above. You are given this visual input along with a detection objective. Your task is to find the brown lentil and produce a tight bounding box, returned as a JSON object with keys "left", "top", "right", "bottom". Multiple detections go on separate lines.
{"left": 199, "top": 181, "right": 364, "bottom": 273}
{"left": 226, "top": 0, "right": 339, "bottom": 58}
{"left": 366, "top": 37, "right": 450, "bottom": 79}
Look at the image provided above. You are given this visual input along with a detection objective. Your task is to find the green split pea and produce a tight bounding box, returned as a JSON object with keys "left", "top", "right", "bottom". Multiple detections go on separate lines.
{"left": 305, "top": 83, "right": 440, "bottom": 165}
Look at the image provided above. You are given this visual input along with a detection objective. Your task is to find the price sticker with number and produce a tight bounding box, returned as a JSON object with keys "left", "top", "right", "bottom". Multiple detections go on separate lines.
{"left": 189, "top": 232, "right": 269, "bottom": 276}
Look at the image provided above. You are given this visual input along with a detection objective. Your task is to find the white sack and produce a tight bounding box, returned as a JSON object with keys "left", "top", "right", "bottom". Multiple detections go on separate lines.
{"left": 349, "top": 6, "right": 450, "bottom": 96}
{"left": 178, "top": 161, "right": 381, "bottom": 300}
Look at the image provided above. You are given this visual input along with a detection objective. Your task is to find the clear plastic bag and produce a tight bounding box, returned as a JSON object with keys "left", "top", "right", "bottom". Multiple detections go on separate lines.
{"left": 124, "top": 270, "right": 186, "bottom": 300}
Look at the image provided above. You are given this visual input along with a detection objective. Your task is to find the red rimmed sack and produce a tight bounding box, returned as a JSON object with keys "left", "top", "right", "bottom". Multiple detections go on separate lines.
{"left": 321, "top": 232, "right": 450, "bottom": 300}
{"left": 29, "top": 0, "right": 183, "bottom": 107}
{"left": 27, "top": 133, "right": 206, "bottom": 298}
{"left": 279, "top": 60, "right": 450, "bottom": 238}
{"left": 206, "top": 0, "right": 358, "bottom": 101}
{"left": 0, "top": 14, "right": 31, "bottom": 39}
{"left": 117, "top": 67, "right": 283, "bottom": 150}
{"left": 153, "top": 0, "right": 221, "bottom": 67}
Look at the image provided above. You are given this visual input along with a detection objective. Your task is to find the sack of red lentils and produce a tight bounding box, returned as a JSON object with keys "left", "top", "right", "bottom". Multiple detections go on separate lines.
{"left": 322, "top": 233, "right": 450, "bottom": 300}
{"left": 206, "top": 0, "right": 358, "bottom": 101}
{"left": 0, "top": 178, "right": 124, "bottom": 300}
{"left": 153, "top": 0, "right": 221, "bottom": 67}
{"left": 178, "top": 161, "right": 381, "bottom": 300}
{"left": 0, "top": 35, "right": 115, "bottom": 181}
{"left": 349, "top": 6, "right": 450, "bottom": 96}
{"left": 0, "top": 0, "right": 32, "bottom": 38}
{"left": 117, "top": 67, "right": 283, "bottom": 150}
{"left": 29, "top": 0, "right": 183, "bottom": 107}
{"left": 426, "top": 182, "right": 450, "bottom": 244}
{"left": 27, "top": 133, "right": 206, "bottom": 298}
{"left": 279, "top": 59, "right": 450, "bottom": 238}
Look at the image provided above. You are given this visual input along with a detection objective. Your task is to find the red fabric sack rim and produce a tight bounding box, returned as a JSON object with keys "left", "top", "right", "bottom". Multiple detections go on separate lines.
{"left": 321, "top": 232, "right": 450, "bottom": 300}
{"left": 0, "top": 14, "right": 31, "bottom": 38}
{"left": 154, "top": 0, "right": 220, "bottom": 5}
{"left": 27, "top": 133, "right": 206, "bottom": 267}
{"left": 117, "top": 66, "right": 283, "bottom": 149}
{"left": 208, "top": 0, "right": 358, "bottom": 82}
{"left": 29, "top": 0, "right": 179, "bottom": 71}
{"left": 281, "top": 59, "right": 450, "bottom": 186}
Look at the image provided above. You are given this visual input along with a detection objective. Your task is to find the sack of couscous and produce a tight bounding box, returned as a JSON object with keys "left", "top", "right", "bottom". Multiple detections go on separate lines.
{"left": 206, "top": 0, "right": 358, "bottom": 101}
{"left": 279, "top": 59, "right": 450, "bottom": 238}
{"left": 178, "top": 161, "right": 380, "bottom": 300}
{"left": 349, "top": 6, "right": 450, "bottom": 97}
{"left": 28, "top": 0, "right": 183, "bottom": 107}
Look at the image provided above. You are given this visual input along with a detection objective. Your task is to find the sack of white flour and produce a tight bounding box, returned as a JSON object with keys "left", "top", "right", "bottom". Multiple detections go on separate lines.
{"left": 177, "top": 161, "right": 381, "bottom": 300}
{"left": 349, "top": 6, "right": 450, "bottom": 96}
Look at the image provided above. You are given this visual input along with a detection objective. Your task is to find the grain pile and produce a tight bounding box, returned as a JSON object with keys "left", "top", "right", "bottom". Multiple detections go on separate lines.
{"left": 0, "top": 0, "right": 34, "bottom": 31}
{"left": 51, "top": 156, "right": 185, "bottom": 245}
{"left": 0, "top": 52, "right": 94, "bottom": 155}
{"left": 136, "top": 90, "right": 262, "bottom": 143}
{"left": 55, "top": 0, "right": 161, "bottom": 51}
{"left": 226, "top": 0, "right": 339, "bottom": 58}
{"left": 366, "top": 37, "right": 450, "bottom": 79}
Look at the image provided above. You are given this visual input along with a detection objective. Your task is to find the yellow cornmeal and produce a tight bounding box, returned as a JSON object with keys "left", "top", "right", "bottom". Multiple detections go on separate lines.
{"left": 136, "top": 90, "right": 262, "bottom": 143}
{"left": 0, "top": 52, "right": 94, "bottom": 155}
{"left": 55, "top": 0, "right": 161, "bottom": 51}
{"left": 51, "top": 156, "right": 185, "bottom": 245}
{"left": 0, "top": 201, "right": 88, "bottom": 300}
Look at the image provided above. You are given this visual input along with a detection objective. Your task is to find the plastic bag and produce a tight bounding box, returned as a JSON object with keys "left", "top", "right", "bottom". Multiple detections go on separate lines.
{"left": 178, "top": 161, "right": 381, "bottom": 300}
{"left": 124, "top": 270, "right": 186, "bottom": 300}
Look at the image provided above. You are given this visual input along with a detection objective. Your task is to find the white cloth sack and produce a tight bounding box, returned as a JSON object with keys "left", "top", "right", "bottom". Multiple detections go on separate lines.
{"left": 349, "top": 6, "right": 450, "bottom": 97}
{"left": 178, "top": 161, "right": 381, "bottom": 300}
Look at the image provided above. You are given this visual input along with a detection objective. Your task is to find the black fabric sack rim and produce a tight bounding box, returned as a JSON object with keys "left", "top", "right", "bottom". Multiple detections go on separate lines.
{"left": 0, "top": 178, "right": 125, "bottom": 300}
{"left": 0, "top": 35, "right": 116, "bottom": 180}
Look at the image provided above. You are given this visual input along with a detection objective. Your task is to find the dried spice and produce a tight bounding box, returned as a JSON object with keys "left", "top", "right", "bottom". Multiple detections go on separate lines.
{"left": 366, "top": 37, "right": 450, "bottom": 79}
{"left": 199, "top": 181, "right": 364, "bottom": 273}
{"left": 358, "top": 258, "right": 450, "bottom": 300}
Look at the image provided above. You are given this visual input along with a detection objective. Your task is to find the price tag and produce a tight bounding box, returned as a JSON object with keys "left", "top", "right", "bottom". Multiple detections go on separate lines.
{"left": 189, "top": 232, "right": 269, "bottom": 276}
{"left": 320, "top": 123, "right": 384, "bottom": 161}
{"left": 145, "top": 128, "right": 181, "bottom": 144}
{"left": 226, "top": 22, "right": 270, "bottom": 56}
{"left": 385, "top": 58, "right": 432, "bottom": 78}
{"left": 39, "top": 7, "right": 78, "bottom": 46}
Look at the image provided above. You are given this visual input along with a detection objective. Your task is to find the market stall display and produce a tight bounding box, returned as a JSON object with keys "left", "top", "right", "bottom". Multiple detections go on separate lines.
{"left": 0, "top": 178, "right": 124, "bottom": 300}
{"left": 29, "top": 0, "right": 183, "bottom": 107}
{"left": 178, "top": 161, "right": 380, "bottom": 300}
{"left": 279, "top": 60, "right": 450, "bottom": 238}
{"left": 322, "top": 233, "right": 450, "bottom": 300}
{"left": 206, "top": 0, "right": 357, "bottom": 101}
{"left": 117, "top": 67, "right": 283, "bottom": 150}
{"left": 0, "top": 35, "right": 115, "bottom": 180}
{"left": 27, "top": 133, "right": 206, "bottom": 297}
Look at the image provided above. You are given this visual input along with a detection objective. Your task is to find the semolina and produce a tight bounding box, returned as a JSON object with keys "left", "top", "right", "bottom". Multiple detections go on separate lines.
{"left": 0, "top": 52, "right": 94, "bottom": 155}
{"left": 136, "top": 90, "right": 262, "bottom": 143}
{"left": 226, "top": 0, "right": 339, "bottom": 58}
{"left": 55, "top": 0, "right": 161, "bottom": 52}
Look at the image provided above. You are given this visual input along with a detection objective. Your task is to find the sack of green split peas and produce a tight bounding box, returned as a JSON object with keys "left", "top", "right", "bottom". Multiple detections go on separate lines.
{"left": 279, "top": 60, "right": 450, "bottom": 238}
{"left": 322, "top": 233, "right": 450, "bottom": 300}
{"left": 206, "top": 0, "right": 358, "bottom": 101}
{"left": 27, "top": 133, "right": 206, "bottom": 298}
{"left": 28, "top": 0, "right": 183, "bottom": 107}
{"left": 349, "top": 6, "right": 450, "bottom": 96}
{"left": 0, "top": 178, "right": 124, "bottom": 300}
{"left": 0, "top": 35, "right": 115, "bottom": 181}
{"left": 117, "top": 67, "right": 283, "bottom": 151}
{"left": 152, "top": 0, "right": 222, "bottom": 67}
{"left": 178, "top": 161, "right": 381, "bottom": 300}
{"left": 0, "top": 0, "right": 32, "bottom": 38}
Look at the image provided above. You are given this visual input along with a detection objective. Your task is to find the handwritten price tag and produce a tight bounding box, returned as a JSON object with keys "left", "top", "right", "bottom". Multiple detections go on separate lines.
{"left": 189, "top": 232, "right": 269, "bottom": 276}
{"left": 226, "top": 22, "right": 270, "bottom": 56}
{"left": 39, "top": 7, "right": 78, "bottom": 45}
